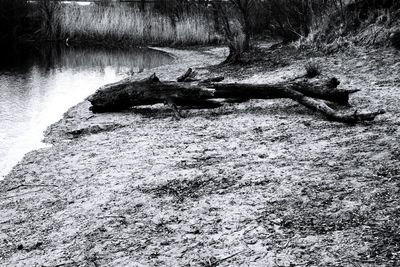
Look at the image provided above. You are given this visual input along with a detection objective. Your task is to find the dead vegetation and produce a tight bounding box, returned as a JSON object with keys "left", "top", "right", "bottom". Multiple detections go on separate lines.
{"left": 304, "top": 60, "right": 322, "bottom": 78}
{"left": 139, "top": 175, "right": 237, "bottom": 203}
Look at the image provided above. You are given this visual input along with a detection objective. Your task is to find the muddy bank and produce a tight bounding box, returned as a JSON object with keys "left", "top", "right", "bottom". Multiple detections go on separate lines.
{"left": 0, "top": 45, "right": 399, "bottom": 266}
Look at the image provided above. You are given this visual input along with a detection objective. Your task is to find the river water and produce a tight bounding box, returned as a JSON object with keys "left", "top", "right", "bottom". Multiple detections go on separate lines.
{"left": 0, "top": 44, "right": 173, "bottom": 179}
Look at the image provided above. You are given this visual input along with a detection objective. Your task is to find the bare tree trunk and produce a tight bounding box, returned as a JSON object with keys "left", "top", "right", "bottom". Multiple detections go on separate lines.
{"left": 232, "top": 0, "right": 251, "bottom": 51}
{"left": 242, "top": 15, "right": 251, "bottom": 51}
{"left": 217, "top": 5, "right": 243, "bottom": 64}
{"left": 217, "top": 0, "right": 254, "bottom": 63}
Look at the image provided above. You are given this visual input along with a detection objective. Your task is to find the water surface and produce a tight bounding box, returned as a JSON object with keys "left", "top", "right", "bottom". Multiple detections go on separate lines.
{"left": 0, "top": 45, "right": 173, "bottom": 179}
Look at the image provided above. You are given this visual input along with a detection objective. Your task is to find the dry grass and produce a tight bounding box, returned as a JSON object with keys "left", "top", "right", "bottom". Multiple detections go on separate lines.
{"left": 304, "top": 60, "right": 322, "bottom": 78}
{"left": 56, "top": 5, "right": 218, "bottom": 46}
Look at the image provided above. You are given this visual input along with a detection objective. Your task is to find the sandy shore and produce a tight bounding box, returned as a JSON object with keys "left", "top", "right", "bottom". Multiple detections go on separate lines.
{"left": 1, "top": 45, "right": 399, "bottom": 266}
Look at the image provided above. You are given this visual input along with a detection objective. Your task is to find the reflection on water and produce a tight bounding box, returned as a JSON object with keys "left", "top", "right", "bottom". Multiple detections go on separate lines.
{"left": 0, "top": 44, "right": 173, "bottom": 179}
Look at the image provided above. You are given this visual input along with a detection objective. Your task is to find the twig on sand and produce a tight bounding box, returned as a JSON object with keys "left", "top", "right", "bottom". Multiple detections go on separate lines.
{"left": 6, "top": 184, "right": 59, "bottom": 192}
{"left": 96, "top": 215, "right": 126, "bottom": 219}
{"left": 44, "top": 261, "right": 82, "bottom": 267}
{"left": 204, "top": 250, "right": 245, "bottom": 266}
{"left": 0, "top": 189, "right": 47, "bottom": 200}
{"left": 218, "top": 250, "right": 245, "bottom": 263}
{"left": 278, "top": 238, "right": 291, "bottom": 249}
{"left": 165, "top": 98, "right": 183, "bottom": 120}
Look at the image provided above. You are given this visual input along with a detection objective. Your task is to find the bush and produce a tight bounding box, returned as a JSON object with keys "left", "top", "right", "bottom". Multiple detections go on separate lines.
{"left": 316, "top": 0, "right": 400, "bottom": 47}
{"left": 305, "top": 61, "right": 322, "bottom": 78}
{"left": 250, "top": 0, "right": 339, "bottom": 42}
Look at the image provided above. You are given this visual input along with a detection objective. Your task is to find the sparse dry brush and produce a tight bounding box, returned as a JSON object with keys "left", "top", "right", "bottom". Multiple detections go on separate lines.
{"left": 301, "top": 0, "right": 400, "bottom": 51}
{"left": 305, "top": 60, "right": 322, "bottom": 78}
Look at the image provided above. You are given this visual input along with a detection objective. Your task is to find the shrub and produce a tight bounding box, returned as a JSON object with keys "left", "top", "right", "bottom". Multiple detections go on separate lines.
{"left": 256, "top": 0, "right": 340, "bottom": 42}
{"left": 305, "top": 61, "right": 322, "bottom": 78}
{"left": 315, "top": 0, "right": 400, "bottom": 47}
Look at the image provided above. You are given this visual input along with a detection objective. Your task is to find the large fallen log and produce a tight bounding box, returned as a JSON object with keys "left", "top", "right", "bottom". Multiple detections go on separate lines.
{"left": 87, "top": 71, "right": 384, "bottom": 123}
{"left": 211, "top": 79, "right": 357, "bottom": 105}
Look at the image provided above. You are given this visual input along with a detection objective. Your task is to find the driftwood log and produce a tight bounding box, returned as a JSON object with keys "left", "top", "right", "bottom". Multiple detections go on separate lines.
{"left": 87, "top": 69, "right": 385, "bottom": 123}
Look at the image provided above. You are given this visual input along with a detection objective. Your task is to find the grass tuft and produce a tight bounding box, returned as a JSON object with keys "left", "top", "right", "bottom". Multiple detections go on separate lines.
{"left": 305, "top": 60, "right": 321, "bottom": 78}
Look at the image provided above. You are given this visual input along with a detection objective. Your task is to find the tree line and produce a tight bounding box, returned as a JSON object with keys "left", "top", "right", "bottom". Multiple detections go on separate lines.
{"left": 1, "top": 0, "right": 399, "bottom": 51}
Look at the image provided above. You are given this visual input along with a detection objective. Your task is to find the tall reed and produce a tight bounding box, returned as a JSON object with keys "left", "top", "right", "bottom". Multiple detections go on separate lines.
{"left": 56, "top": 4, "right": 218, "bottom": 46}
